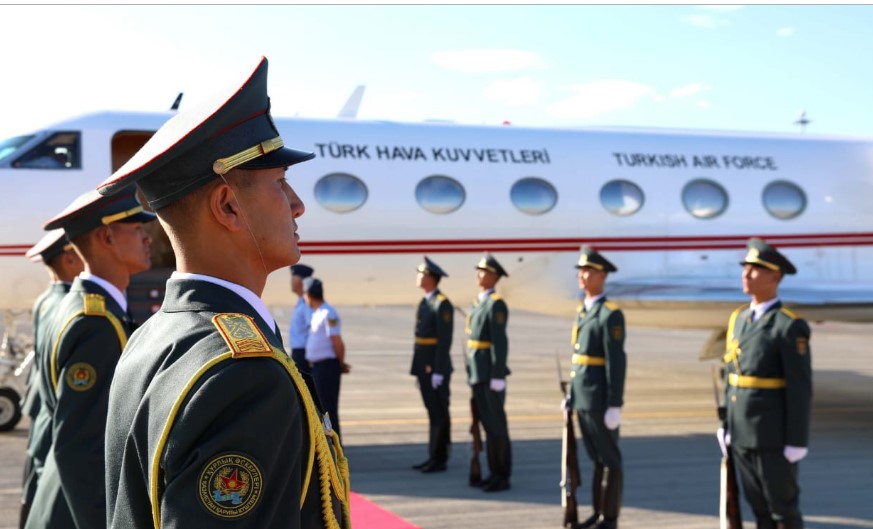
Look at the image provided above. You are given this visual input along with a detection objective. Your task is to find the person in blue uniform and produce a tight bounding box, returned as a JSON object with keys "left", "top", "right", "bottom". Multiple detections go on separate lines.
{"left": 304, "top": 278, "right": 349, "bottom": 441}
{"left": 98, "top": 57, "right": 350, "bottom": 528}
{"left": 411, "top": 256, "right": 453, "bottom": 473}
{"left": 565, "top": 246, "right": 626, "bottom": 529}
{"left": 720, "top": 238, "right": 812, "bottom": 529}
{"left": 466, "top": 253, "right": 512, "bottom": 492}
{"left": 25, "top": 189, "right": 155, "bottom": 529}
{"left": 288, "top": 263, "right": 314, "bottom": 374}
{"left": 19, "top": 229, "right": 83, "bottom": 529}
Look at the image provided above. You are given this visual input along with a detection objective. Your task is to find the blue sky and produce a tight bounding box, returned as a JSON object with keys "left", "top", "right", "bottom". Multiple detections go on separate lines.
{"left": 1, "top": 4, "right": 872, "bottom": 141}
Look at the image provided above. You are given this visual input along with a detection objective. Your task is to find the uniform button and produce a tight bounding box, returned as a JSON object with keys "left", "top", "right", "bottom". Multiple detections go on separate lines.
{"left": 731, "top": 395, "right": 736, "bottom": 402}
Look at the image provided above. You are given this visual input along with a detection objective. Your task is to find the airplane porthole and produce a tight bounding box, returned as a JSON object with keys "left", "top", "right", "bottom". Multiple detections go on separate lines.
{"left": 314, "top": 173, "right": 368, "bottom": 213}
{"left": 762, "top": 180, "right": 806, "bottom": 220}
{"left": 510, "top": 177, "right": 558, "bottom": 215}
{"left": 681, "top": 178, "right": 728, "bottom": 219}
{"left": 600, "top": 180, "right": 644, "bottom": 216}
{"left": 415, "top": 175, "right": 466, "bottom": 214}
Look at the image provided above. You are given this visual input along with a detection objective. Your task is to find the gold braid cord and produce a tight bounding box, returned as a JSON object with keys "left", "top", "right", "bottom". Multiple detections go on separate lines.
{"left": 275, "top": 348, "right": 351, "bottom": 529}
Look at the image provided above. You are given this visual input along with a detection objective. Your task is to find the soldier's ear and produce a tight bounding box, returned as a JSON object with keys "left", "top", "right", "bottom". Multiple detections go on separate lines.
{"left": 208, "top": 181, "right": 245, "bottom": 233}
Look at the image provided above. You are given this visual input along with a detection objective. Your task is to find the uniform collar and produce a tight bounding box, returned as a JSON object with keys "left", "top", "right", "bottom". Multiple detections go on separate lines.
{"left": 79, "top": 272, "right": 127, "bottom": 312}
{"left": 478, "top": 288, "right": 494, "bottom": 303}
{"left": 584, "top": 293, "right": 605, "bottom": 312}
{"left": 424, "top": 289, "right": 438, "bottom": 301}
{"left": 171, "top": 271, "right": 276, "bottom": 332}
{"left": 750, "top": 297, "right": 780, "bottom": 322}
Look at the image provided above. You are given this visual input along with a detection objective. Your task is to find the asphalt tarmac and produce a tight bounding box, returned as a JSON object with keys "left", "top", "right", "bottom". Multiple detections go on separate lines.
{"left": 1, "top": 304, "right": 871, "bottom": 528}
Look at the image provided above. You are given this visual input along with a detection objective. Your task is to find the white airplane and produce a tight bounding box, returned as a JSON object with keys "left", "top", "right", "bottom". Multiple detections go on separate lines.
{"left": 2, "top": 107, "right": 873, "bottom": 356}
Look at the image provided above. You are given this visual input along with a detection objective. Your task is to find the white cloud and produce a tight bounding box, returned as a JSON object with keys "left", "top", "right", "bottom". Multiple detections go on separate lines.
{"left": 431, "top": 49, "right": 546, "bottom": 73}
{"left": 777, "top": 27, "right": 795, "bottom": 37}
{"left": 546, "top": 80, "right": 658, "bottom": 119}
{"left": 670, "top": 83, "right": 711, "bottom": 98}
{"left": 483, "top": 77, "right": 543, "bottom": 106}
{"left": 680, "top": 14, "right": 731, "bottom": 28}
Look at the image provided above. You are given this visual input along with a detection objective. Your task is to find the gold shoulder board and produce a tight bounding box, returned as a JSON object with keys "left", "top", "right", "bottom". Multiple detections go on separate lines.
{"left": 780, "top": 307, "right": 800, "bottom": 320}
{"left": 604, "top": 300, "right": 619, "bottom": 311}
{"left": 437, "top": 293, "right": 447, "bottom": 302}
{"left": 83, "top": 293, "right": 107, "bottom": 316}
{"left": 489, "top": 293, "right": 502, "bottom": 301}
{"left": 212, "top": 313, "right": 273, "bottom": 358}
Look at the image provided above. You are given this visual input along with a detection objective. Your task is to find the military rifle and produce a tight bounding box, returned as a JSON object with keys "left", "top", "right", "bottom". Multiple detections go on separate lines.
{"left": 712, "top": 366, "right": 743, "bottom": 529}
{"left": 557, "top": 355, "right": 580, "bottom": 527}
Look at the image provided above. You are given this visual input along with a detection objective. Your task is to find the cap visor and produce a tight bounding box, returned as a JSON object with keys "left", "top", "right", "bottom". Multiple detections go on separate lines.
{"left": 238, "top": 147, "right": 315, "bottom": 171}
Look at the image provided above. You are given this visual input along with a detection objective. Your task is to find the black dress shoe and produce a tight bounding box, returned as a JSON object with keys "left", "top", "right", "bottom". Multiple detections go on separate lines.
{"left": 482, "top": 477, "right": 511, "bottom": 492}
{"left": 412, "top": 459, "right": 432, "bottom": 470}
{"left": 469, "top": 477, "right": 486, "bottom": 487}
{"left": 573, "top": 513, "right": 601, "bottom": 529}
{"left": 420, "top": 461, "right": 447, "bottom": 473}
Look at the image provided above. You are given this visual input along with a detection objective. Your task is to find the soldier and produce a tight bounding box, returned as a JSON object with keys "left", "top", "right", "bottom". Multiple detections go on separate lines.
{"left": 410, "top": 256, "right": 453, "bottom": 473}
{"left": 25, "top": 189, "right": 155, "bottom": 529}
{"left": 99, "top": 57, "right": 350, "bottom": 528}
{"left": 566, "top": 246, "right": 626, "bottom": 529}
{"left": 19, "top": 229, "right": 83, "bottom": 529}
{"left": 288, "top": 263, "right": 314, "bottom": 374}
{"left": 466, "top": 253, "right": 512, "bottom": 492}
{"left": 719, "top": 238, "right": 812, "bottom": 529}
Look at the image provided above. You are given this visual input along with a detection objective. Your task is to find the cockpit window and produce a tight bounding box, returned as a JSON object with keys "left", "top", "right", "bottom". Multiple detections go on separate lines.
{"left": 681, "top": 178, "right": 728, "bottom": 219}
{"left": 762, "top": 180, "right": 806, "bottom": 220}
{"left": 314, "top": 172, "right": 368, "bottom": 213}
{"left": 415, "top": 175, "right": 466, "bottom": 214}
{"left": 510, "top": 177, "right": 558, "bottom": 215}
{"left": 0, "top": 135, "right": 35, "bottom": 164}
{"left": 11, "top": 132, "right": 81, "bottom": 169}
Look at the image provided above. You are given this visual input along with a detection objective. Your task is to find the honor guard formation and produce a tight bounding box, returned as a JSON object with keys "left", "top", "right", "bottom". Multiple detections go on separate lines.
{"left": 13, "top": 55, "right": 814, "bottom": 529}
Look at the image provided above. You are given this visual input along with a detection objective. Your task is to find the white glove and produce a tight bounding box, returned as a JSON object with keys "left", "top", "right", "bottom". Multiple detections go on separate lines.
{"left": 560, "top": 397, "right": 571, "bottom": 412}
{"left": 783, "top": 445, "right": 808, "bottom": 463}
{"left": 431, "top": 373, "right": 444, "bottom": 389}
{"left": 716, "top": 427, "right": 731, "bottom": 457}
{"left": 489, "top": 378, "right": 506, "bottom": 392}
{"left": 604, "top": 407, "right": 621, "bottom": 430}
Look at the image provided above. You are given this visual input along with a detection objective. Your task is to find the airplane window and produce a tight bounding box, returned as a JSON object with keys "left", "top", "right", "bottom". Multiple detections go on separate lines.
{"left": 314, "top": 172, "right": 368, "bottom": 213}
{"left": 600, "top": 179, "right": 644, "bottom": 216}
{"left": 762, "top": 180, "right": 806, "bottom": 220}
{"left": 0, "top": 135, "right": 34, "bottom": 164}
{"left": 510, "top": 177, "right": 558, "bottom": 215}
{"left": 11, "top": 132, "right": 81, "bottom": 169}
{"left": 415, "top": 175, "right": 465, "bottom": 214}
{"left": 682, "top": 179, "right": 728, "bottom": 219}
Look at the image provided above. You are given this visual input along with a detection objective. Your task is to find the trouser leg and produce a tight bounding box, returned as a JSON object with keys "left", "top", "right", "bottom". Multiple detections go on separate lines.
{"left": 596, "top": 467, "right": 622, "bottom": 528}
{"left": 311, "top": 358, "right": 343, "bottom": 439}
{"left": 574, "top": 464, "right": 603, "bottom": 529}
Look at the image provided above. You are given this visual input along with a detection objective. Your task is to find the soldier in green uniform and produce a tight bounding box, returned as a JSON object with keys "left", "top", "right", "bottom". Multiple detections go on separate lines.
{"left": 19, "top": 229, "right": 83, "bottom": 529}
{"left": 720, "top": 238, "right": 812, "bottom": 529}
{"left": 99, "top": 57, "right": 350, "bottom": 528}
{"left": 565, "top": 246, "right": 626, "bottom": 529}
{"left": 25, "top": 189, "right": 155, "bottom": 529}
{"left": 411, "top": 256, "right": 453, "bottom": 473}
{"left": 466, "top": 253, "right": 512, "bottom": 492}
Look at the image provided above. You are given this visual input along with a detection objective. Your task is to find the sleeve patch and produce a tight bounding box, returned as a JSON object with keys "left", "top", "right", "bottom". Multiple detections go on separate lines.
{"left": 442, "top": 310, "right": 452, "bottom": 323}
{"left": 796, "top": 337, "right": 808, "bottom": 356}
{"left": 495, "top": 312, "right": 506, "bottom": 325}
{"left": 198, "top": 453, "right": 264, "bottom": 519}
{"left": 213, "top": 313, "right": 273, "bottom": 358}
{"left": 66, "top": 362, "right": 97, "bottom": 391}
{"left": 611, "top": 326, "right": 624, "bottom": 341}
{"left": 328, "top": 318, "right": 339, "bottom": 328}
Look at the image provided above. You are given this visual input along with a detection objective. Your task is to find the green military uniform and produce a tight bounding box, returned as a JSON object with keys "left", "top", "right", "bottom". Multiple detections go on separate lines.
{"left": 20, "top": 280, "right": 70, "bottom": 527}
{"left": 411, "top": 257, "right": 453, "bottom": 471}
{"left": 466, "top": 254, "right": 511, "bottom": 491}
{"left": 723, "top": 238, "right": 812, "bottom": 529}
{"left": 25, "top": 278, "right": 134, "bottom": 529}
{"left": 568, "top": 246, "right": 626, "bottom": 529}
{"left": 105, "top": 279, "right": 349, "bottom": 528}
{"left": 95, "top": 57, "right": 346, "bottom": 527}
{"left": 25, "top": 189, "right": 155, "bottom": 529}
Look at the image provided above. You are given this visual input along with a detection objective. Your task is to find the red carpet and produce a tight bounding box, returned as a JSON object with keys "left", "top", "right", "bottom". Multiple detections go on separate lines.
{"left": 350, "top": 491, "right": 421, "bottom": 529}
